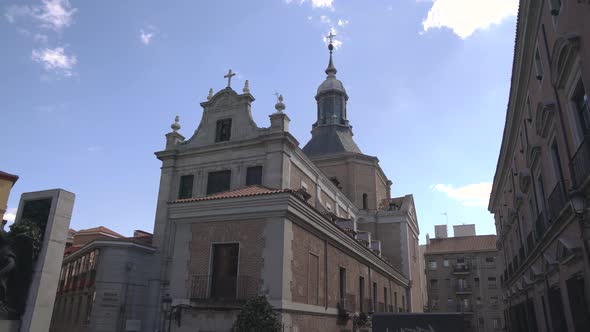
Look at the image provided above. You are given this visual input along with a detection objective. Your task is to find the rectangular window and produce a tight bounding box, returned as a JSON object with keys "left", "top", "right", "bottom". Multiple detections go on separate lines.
{"left": 384, "top": 287, "right": 388, "bottom": 311}
{"left": 431, "top": 297, "right": 439, "bottom": 310}
{"left": 215, "top": 118, "right": 232, "bottom": 142}
{"left": 339, "top": 267, "right": 346, "bottom": 304}
{"left": 535, "top": 47, "right": 543, "bottom": 80}
{"left": 178, "top": 174, "right": 194, "bottom": 199}
{"left": 430, "top": 279, "right": 438, "bottom": 289}
{"left": 429, "top": 260, "right": 437, "bottom": 270}
{"left": 394, "top": 292, "right": 398, "bottom": 311}
{"left": 443, "top": 259, "right": 449, "bottom": 267}
{"left": 551, "top": 142, "right": 565, "bottom": 188}
{"left": 493, "top": 318, "right": 501, "bottom": 329}
{"left": 573, "top": 80, "right": 590, "bottom": 137}
{"left": 373, "top": 282, "right": 377, "bottom": 312}
{"left": 308, "top": 253, "right": 319, "bottom": 305}
{"left": 246, "top": 166, "right": 263, "bottom": 186}
{"left": 485, "top": 257, "right": 495, "bottom": 264}
{"left": 210, "top": 243, "right": 239, "bottom": 298}
{"left": 488, "top": 277, "right": 497, "bottom": 289}
{"left": 402, "top": 295, "right": 405, "bottom": 312}
{"left": 206, "top": 170, "right": 231, "bottom": 195}
{"left": 536, "top": 174, "right": 547, "bottom": 216}
{"left": 490, "top": 296, "right": 499, "bottom": 306}
{"left": 359, "top": 276, "right": 365, "bottom": 312}
{"left": 474, "top": 277, "right": 480, "bottom": 287}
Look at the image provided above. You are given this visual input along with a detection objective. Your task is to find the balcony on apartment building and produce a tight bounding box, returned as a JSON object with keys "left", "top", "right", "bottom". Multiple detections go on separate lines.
{"left": 456, "top": 304, "right": 473, "bottom": 313}
{"left": 455, "top": 284, "right": 473, "bottom": 294}
{"left": 452, "top": 263, "right": 471, "bottom": 274}
{"left": 190, "top": 275, "right": 258, "bottom": 306}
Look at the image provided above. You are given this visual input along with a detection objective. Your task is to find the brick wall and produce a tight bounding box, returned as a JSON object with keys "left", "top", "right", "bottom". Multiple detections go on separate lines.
{"left": 188, "top": 220, "right": 265, "bottom": 287}
{"left": 290, "top": 223, "right": 407, "bottom": 312}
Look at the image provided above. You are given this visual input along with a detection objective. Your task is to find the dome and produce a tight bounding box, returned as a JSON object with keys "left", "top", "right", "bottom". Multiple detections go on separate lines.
{"left": 317, "top": 76, "right": 347, "bottom": 96}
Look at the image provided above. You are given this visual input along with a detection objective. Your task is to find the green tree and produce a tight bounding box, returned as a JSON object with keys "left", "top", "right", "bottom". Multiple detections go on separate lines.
{"left": 232, "top": 295, "right": 281, "bottom": 332}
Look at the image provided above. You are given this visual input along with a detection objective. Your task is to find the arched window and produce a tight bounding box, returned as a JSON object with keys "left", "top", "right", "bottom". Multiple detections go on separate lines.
{"left": 362, "top": 193, "right": 368, "bottom": 210}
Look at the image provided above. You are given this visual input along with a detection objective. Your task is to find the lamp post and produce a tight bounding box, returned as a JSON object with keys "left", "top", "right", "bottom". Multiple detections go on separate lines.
{"left": 161, "top": 294, "right": 172, "bottom": 332}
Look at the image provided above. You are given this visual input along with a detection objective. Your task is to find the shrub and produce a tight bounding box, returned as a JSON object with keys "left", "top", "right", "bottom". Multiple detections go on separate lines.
{"left": 232, "top": 295, "right": 281, "bottom": 332}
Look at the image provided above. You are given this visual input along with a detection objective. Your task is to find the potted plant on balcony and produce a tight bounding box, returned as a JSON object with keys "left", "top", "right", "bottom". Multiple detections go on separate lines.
{"left": 232, "top": 295, "right": 281, "bottom": 332}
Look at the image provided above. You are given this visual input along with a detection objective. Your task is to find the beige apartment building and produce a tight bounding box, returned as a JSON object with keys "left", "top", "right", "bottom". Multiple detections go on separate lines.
{"left": 488, "top": 1, "right": 590, "bottom": 332}
{"left": 424, "top": 225, "right": 504, "bottom": 332}
{"left": 141, "top": 41, "right": 421, "bottom": 332}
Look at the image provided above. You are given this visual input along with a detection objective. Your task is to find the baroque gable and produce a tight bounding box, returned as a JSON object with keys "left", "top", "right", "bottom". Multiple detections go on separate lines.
{"left": 182, "top": 87, "right": 263, "bottom": 147}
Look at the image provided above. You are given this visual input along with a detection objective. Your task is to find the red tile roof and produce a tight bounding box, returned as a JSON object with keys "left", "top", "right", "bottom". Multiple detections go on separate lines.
{"left": 171, "top": 185, "right": 293, "bottom": 203}
{"left": 425, "top": 235, "right": 497, "bottom": 254}
{"left": 75, "top": 226, "right": 124, "bottom": 238}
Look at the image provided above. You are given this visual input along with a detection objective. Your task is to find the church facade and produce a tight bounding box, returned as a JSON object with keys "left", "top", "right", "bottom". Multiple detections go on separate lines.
{"left": 146, "top": 42, "right": 421, "bottom": 332}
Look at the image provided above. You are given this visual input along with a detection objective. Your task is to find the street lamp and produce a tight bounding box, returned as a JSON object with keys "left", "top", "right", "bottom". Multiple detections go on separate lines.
{"left": 570, "top": 191, "right": 586, "bottom": 215}
{"left": 161, "top": 294, "right": 172, "bottom": 332}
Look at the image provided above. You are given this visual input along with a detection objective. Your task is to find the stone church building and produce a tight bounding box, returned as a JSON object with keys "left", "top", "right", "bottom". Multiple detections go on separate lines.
{"left": 145, "top": 41, "right": 422, "bottom": 331}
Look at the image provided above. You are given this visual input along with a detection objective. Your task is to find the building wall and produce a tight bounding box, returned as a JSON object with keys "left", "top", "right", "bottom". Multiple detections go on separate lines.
{"left": 50, "top": 244, "right": 154, "bottom": 332}
{"left": 424, "top": 250, "right": 503, "bottom": 332}
{"left": 489, "top": 1, "right": 590, "bottom": 332}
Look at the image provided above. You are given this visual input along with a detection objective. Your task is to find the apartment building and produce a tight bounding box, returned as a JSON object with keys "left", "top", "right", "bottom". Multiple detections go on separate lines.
{"left": 424, "top": 225, "right": 504, "bottom": 332}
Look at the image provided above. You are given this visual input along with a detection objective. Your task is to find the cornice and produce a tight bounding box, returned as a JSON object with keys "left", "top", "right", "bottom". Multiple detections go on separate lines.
{"left": 490, "top": 0, "right": 542, "bottom": 212}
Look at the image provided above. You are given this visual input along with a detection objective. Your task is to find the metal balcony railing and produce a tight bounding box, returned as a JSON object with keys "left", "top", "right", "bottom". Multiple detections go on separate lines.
{"left": 452, "top": 264, "right": 470, "bottom": 274}
{"left": 455, "top": 285, "right": 473, "bottom": 293}
{"left": 338, "top": 294, "right": 356, "bottom": 312}
{"left": 548, "top": 181, "right": 567, "bottom": 220}
{"left": 190, "top": 275, "right": 258, "bottom": 303}
{"left": 456, "top": 304, "right": 473, "bottom": 313}
{"left": 571, "top": 135, "right": 590, "bottom": 188}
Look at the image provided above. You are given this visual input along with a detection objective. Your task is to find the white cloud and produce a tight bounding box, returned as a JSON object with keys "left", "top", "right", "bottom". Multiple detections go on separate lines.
{"left": 311, "top": 0, "right": 333, "bottom": 8}
{"left": 422, "top": 0, "right": 518, "bottom": 39}
{"left": 6, "top": 0, "right": 76, "bottom": 31}
{"left": 320, "top": 15, "right": 331, "bottom": 24}
{"left": 3, "top": 208, "right": 17, "bottom": 223}
{"left": 285, "top": 0, "right": 333, "bottom": 9}
{"left": 432, "top": 182, "right": 492, "bottom": 207}
{"left": 337, "top": 19, "right": 349, "bottom": 26}
{"left": 31, "top": 47, "right": 77, "bottom": 77}
{"left": 140, "top": 30, "right": 154, "bottom": 45}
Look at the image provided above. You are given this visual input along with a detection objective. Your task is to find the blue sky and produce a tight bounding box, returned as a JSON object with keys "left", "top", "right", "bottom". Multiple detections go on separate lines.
{"left": 1, "top": 0, "right": 518, "bottom": 243}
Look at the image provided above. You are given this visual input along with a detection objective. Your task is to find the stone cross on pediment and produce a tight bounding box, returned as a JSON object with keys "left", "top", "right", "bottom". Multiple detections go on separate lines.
{"left": 224, "top": 69, "right": 236, "bottom": 88}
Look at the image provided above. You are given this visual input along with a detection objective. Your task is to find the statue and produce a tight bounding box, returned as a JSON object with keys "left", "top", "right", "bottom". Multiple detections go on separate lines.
{"left": 0, "top": 231, "right": 16, "bottom": 319}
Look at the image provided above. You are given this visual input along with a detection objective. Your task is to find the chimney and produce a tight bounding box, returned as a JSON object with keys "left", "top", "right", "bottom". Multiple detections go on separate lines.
{"left": 453, "top": 224, "right": 476, "bottom": 237}
{"left": 434, "top": 225, "right": 448, "bottom": 239}
{"left": 426, "top": 233, "right": 430, "bottom": 245}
